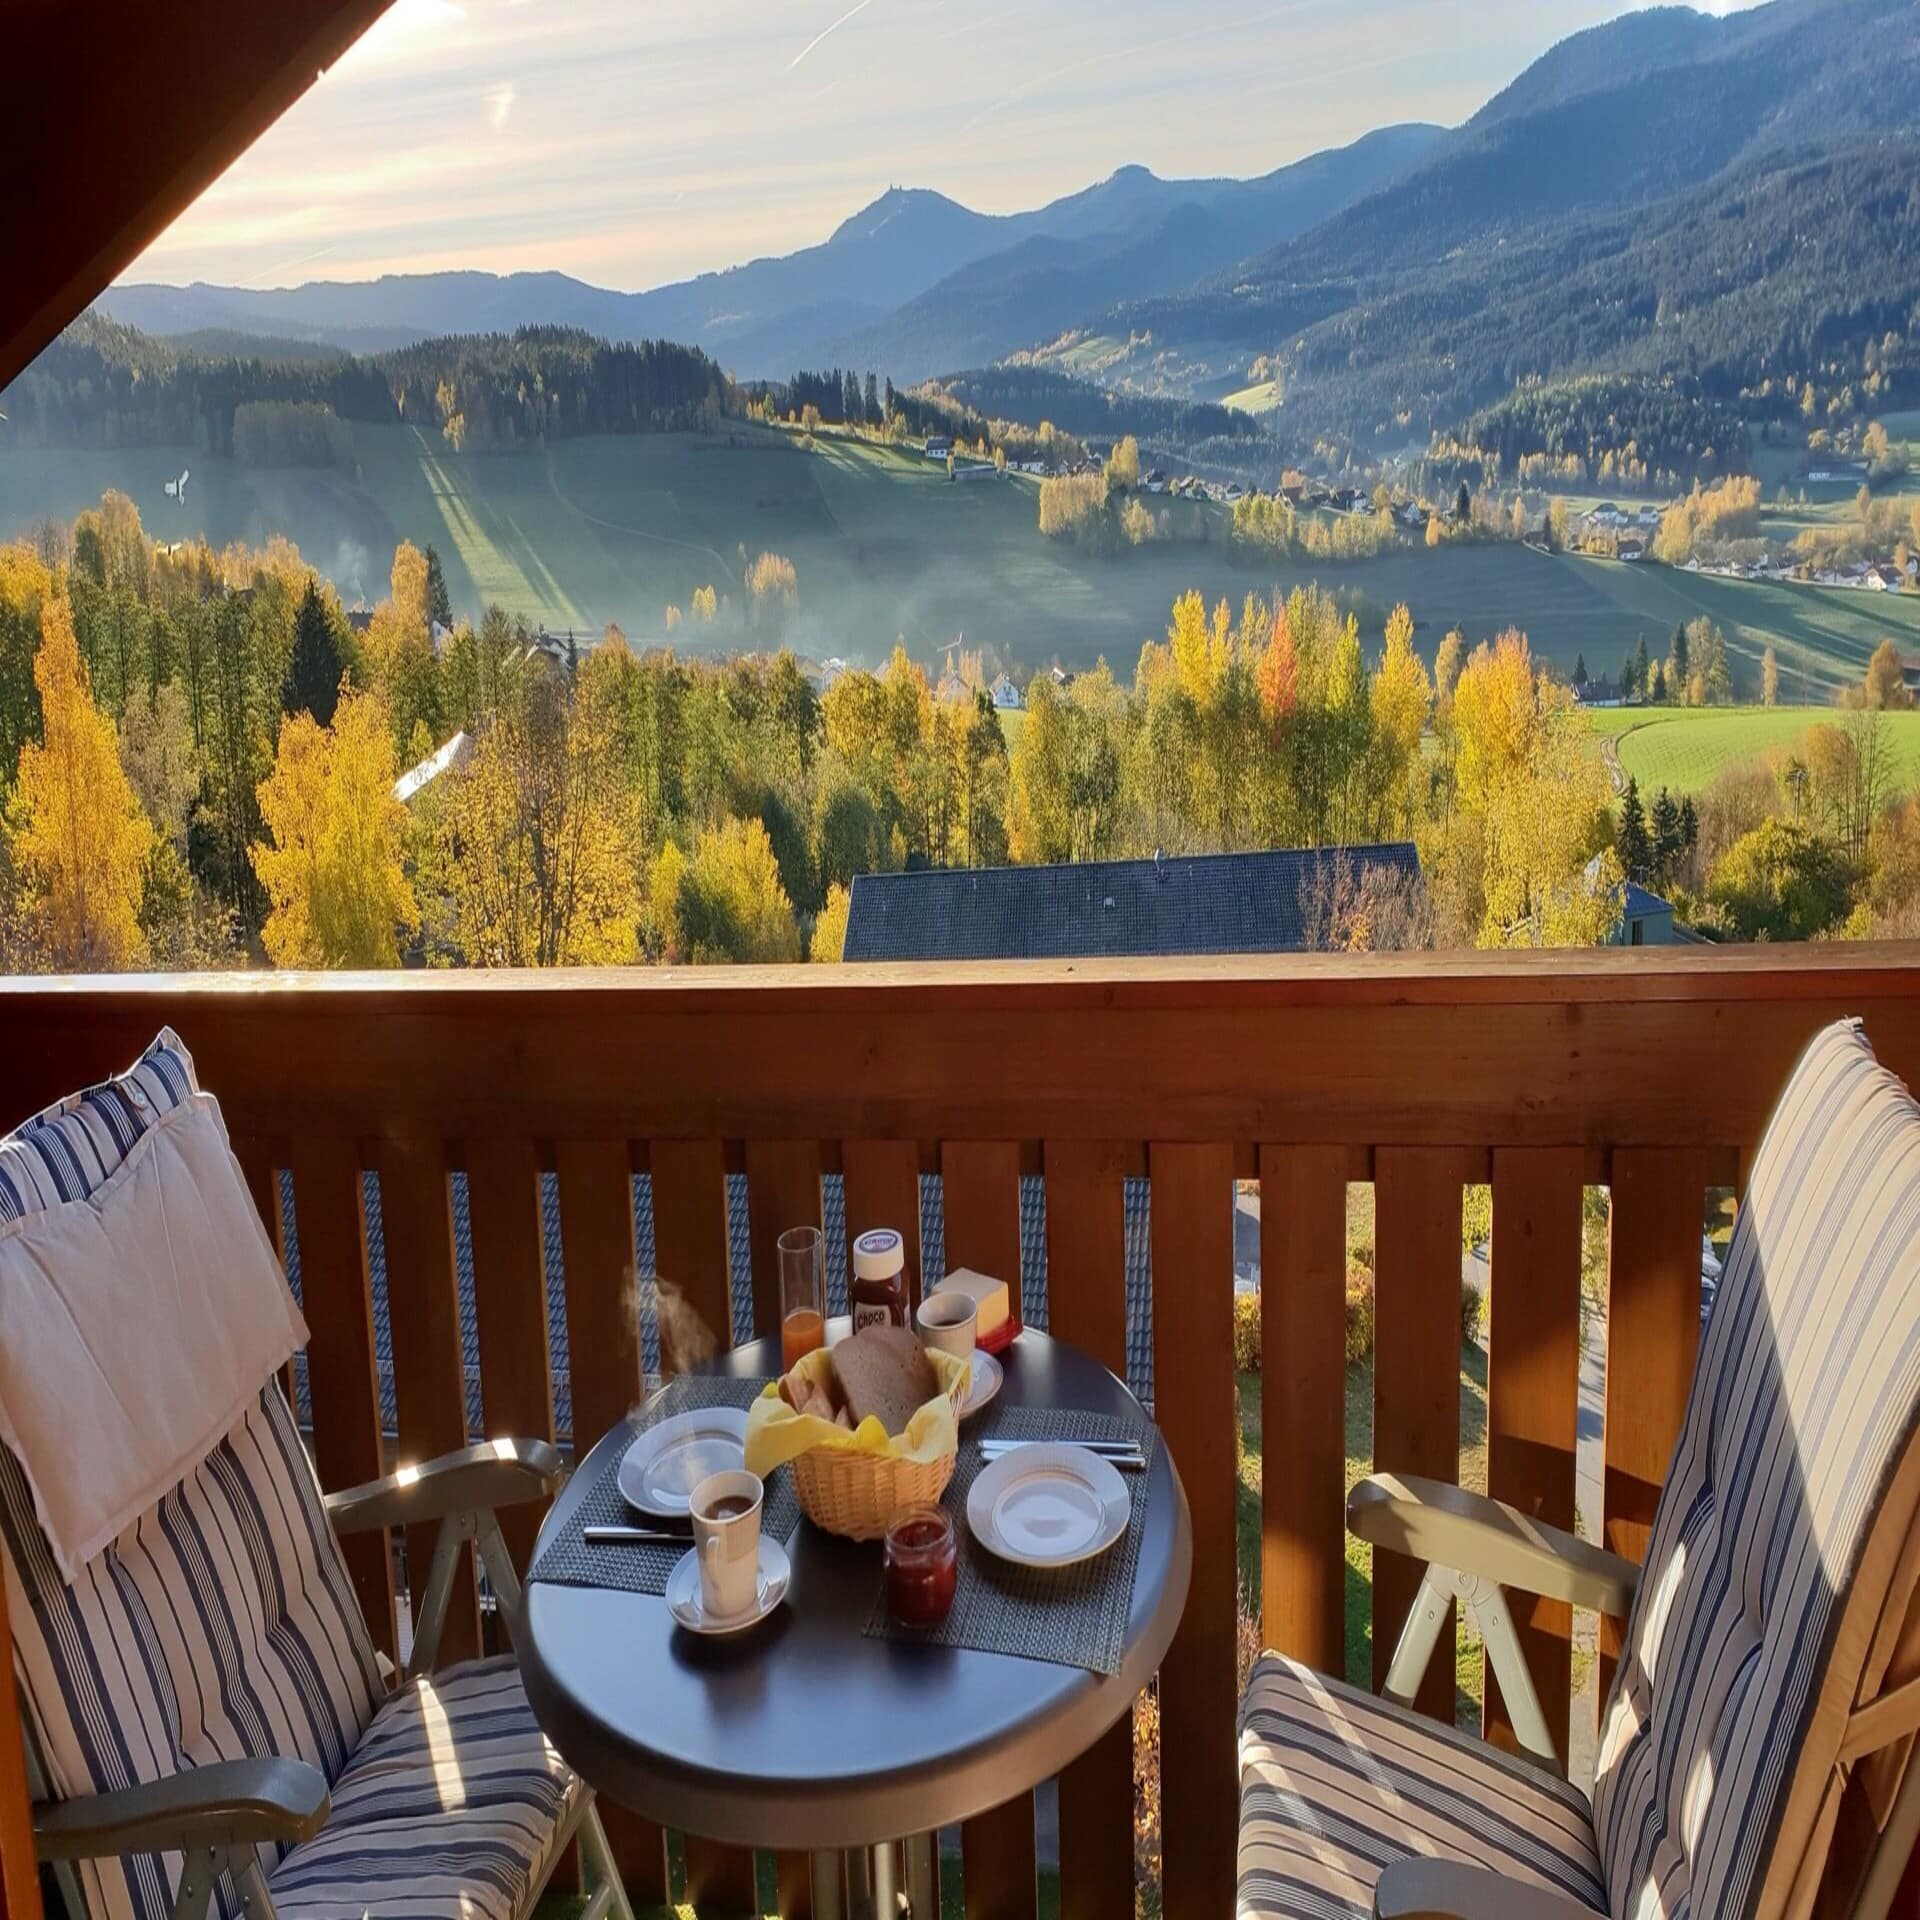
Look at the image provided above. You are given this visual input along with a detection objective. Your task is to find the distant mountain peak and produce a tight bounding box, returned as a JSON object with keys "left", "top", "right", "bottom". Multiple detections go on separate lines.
{"left": 829, "top": 186, "right": 976, "bottom": 246}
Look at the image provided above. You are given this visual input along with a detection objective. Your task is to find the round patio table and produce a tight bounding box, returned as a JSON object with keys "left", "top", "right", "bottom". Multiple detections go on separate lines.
{"left": 517, "top": 1326, "right": 1190, "bottom": 1879}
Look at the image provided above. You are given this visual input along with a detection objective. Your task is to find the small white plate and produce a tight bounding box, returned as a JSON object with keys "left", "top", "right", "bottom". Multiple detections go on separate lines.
{"left": 959, "top": 1349, "right": 1003, "bottom": 1419}
{"left": 617, "top": 1408, "right": 749, "bottom": 1518}
{"left": 967, "top": 1444, "right": 1130, "bottom": 1568}
{"left": 665, "top": 1537, "right": 791, "bottom": 1636}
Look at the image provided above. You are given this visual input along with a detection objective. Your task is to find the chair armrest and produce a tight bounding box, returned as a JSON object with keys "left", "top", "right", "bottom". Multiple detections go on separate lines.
{"left": 34, "top": 1758, "right": 329, "bottom": 1860}
{"left": 1349, "top": 1473, "right": 1639, "bottom": 1617}
{"left": 1376, "top": 1861, "right": 1607, "bottom": 1920}
{"left": 325, "top": 1438, "right": 565, "bottom": 1535}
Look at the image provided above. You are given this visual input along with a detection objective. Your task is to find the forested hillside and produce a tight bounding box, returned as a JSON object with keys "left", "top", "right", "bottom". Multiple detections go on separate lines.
{"left": 0, "top": 316, "right": 731, "bottom": 454}
{"left": 1066, "top": 0, "right": 1920, "bottom": 449}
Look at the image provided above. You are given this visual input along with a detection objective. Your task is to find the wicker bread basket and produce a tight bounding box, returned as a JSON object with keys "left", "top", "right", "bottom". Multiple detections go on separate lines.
{"left": 784, "top": 1349, "right": 968, "bottom": 1541}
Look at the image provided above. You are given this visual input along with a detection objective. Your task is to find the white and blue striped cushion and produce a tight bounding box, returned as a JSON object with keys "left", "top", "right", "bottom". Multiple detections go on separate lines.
{"left": 1591, "top": 1019, "right": 1920, "bottom": 1920}
{"left": 269, "top": 1656, "right": 579, "bottom": 1920}
{"left": 0, "top": 1029, "right": 196, "bottom": 1222}
{"left": 1238, "top": 1656, "right": 1607, "bottom": 1919}
{"left": 0, "top": 1031, "right": 385, "bottom": 1920}
{"left": 1, "top": 1384, "right": 385, "bottom": 1920}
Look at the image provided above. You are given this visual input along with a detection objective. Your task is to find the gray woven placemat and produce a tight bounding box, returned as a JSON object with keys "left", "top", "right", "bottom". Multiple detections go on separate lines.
{"left": 528, "top": 1375, "right": 797, "bottom": 1597}
{"left": 862, "top": 1404, "right": 1156, "bottom": 1675}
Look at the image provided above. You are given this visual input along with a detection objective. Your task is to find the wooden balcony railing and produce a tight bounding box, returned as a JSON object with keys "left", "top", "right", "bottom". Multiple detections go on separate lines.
{"left": 6, "top": 946, "right": 1920, "bottom": 1918}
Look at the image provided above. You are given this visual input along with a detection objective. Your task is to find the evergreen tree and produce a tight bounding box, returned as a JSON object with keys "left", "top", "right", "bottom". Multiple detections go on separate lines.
{"left": 1455, "top": 481, "right": 1472, "bottom": 524}
{"left": 864, "top": 372, "right": 879, "bottom": 424}
{"left": 1679, "top": 795, "right": 1699, "bottom": 856}
{"left": 1668, "top": 623, "right": 1690, "bottom": 703}
{"left": 423, "top": 545, "right": 453, "bottom": 631}
{"left": 1618, "top": 650, "right": 1637, "bottom": 703}
{"left": 1649, "top": 786, "right": 1683, "bottom": 889}
{"left": 1617, "top": 776, "right": 1651, "bottom": 882}
{"left": 1572, "top": 652, "right": 1588, "bottom": 688}
{"left": 1633, "top": 635, "right": 1650, "bottom": 699}
{"left": 283, "top": 577, "right": 343, "bottom": 726}
{"left": 883, "top": 376, "right": 896, "bottom": 420}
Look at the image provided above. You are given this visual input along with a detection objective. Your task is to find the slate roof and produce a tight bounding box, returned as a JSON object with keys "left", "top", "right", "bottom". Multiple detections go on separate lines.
{"left": 842, "top": 845, "right": 1422, "bottom": 961}
{"left": 279, "top": 1165, "right": 1157, "bottom": 1454}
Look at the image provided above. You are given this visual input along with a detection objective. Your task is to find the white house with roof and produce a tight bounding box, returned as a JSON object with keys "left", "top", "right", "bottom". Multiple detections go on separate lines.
{"left": 989, "top": 673, "right": 1022, "bottom": 710}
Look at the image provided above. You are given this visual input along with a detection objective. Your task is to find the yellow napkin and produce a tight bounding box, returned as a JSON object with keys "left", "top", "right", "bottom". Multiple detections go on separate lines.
{"left": 745, "top": 1343, "right": 967, "bottom": 1476}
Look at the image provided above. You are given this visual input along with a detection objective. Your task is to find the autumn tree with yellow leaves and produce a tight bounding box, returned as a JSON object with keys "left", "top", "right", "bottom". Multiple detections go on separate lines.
{"left": 9, "top": 599, "right": 153, "bottom": 968}
{"left": 439, "top": 665, "right": 642, "bottom": 966}
{"left": 252, "top": 689, "right": 418, "bottom": 967}
{"left": 1429, "top": 629, "right": 1619, "bottom": 948}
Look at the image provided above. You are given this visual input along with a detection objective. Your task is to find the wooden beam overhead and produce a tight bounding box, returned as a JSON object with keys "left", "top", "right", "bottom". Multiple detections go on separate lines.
{"left": 2, "top": 2, "right": 395, "bottom": 391}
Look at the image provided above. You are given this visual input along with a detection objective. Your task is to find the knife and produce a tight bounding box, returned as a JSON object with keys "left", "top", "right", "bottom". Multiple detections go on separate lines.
{"left": 584, "top": 1524, "right": 693, "bottom": 1545}
{"left": 979, "top": 1439, "right": 1148, "bottom": 1467}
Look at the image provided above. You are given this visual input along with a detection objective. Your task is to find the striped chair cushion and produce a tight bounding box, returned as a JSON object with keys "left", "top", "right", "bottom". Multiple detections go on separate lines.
{"left": 269, "top": 1656, "right": 579, "bottom": 1920}
{"left": 0, "top": 1029, "right": 197, "bottom": 1221}
{"left": 1238, "top": 1656, "right": 1606, "bottom": 1920}
{"left": 0, "top": 1030, "right": 384, "bottom": 1920}
{"left": 2, "top": 1384, "right": 385, "bottom": 1920}
{"left": 1591, "top": 1020, "right": 1920, "bottom": 1920}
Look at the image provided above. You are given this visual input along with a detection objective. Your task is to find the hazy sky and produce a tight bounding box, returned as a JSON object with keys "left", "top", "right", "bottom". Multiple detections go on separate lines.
{"left": 123, "top": 0, "right": 1761, "bottom": 293}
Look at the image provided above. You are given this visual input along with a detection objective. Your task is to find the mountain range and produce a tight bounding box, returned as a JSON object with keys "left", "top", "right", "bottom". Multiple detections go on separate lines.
{"left": 100, "top": 121, "right": 1443, "bottom": 376}
{"left": 95, "top": 0, "right": 1920, "bottom": 452}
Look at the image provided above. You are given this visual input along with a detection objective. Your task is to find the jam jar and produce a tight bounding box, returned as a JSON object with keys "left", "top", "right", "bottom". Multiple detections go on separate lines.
{"left": 884, "top": 1507, "right": 958, "bottom": 1627}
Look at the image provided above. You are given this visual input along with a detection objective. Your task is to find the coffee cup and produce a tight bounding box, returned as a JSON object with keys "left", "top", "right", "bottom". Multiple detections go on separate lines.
{"left": 916, "top": 1289, "right": 977, "bottom": 1390}
{"left": 690, "top": 1468, "right": 764, "bottom": 1619}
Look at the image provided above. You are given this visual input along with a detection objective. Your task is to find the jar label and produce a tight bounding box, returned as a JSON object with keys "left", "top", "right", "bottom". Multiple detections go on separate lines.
{"left": 852, "top": 1300, "right": 894, "bottom": 1333}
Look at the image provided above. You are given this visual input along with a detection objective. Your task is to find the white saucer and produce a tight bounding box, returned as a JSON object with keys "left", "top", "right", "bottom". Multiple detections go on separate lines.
{"left": 665, "top": 1537, "right": 791, "bottom": 1635}
{"left": 959, "top": 1349, "right": 1003, "bottom": 1419}
{"left": 617, "top": 1408, "right": 748, "bottom": 1518}
{"left": 967, "top": 1443, "right": 1130, "bottom": 1568}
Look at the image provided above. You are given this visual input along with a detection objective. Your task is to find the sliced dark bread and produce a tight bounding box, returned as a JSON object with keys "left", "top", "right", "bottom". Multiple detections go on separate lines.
{"left": 829, "top": 1324, "right": 938, "bottom": 1436}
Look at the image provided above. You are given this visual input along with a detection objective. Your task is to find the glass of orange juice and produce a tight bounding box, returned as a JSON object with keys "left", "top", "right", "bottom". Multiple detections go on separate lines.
{"left": 779, "top": 1226, "right": 825, "bottom": 1369}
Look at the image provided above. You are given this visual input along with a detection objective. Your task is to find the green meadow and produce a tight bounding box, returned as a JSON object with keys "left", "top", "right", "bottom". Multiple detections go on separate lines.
{"left": 1593, "top": 706, "right": 1920, "bottom": 798}
{"left": 3, "top": 423, "right": 1917, "bottom": 689}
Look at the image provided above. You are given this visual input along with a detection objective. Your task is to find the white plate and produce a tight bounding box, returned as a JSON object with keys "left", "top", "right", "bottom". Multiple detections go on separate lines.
{"left": 967, "top": 1444, "right": 1130, "bottom": 1568}
{"left": 617, "top": 1408, "right": 748, "bottom": 1518}
{"left": 665, "top": 1537, "right": 791, "bottom": 1636}
{"left": 959, "top": 1349, "right": 1003, "bottom": 1419}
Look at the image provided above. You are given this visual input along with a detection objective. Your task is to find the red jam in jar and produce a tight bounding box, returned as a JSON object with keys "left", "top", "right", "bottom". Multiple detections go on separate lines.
{"left": 884, "top": 1507, "right": 957, "bottom": 1627}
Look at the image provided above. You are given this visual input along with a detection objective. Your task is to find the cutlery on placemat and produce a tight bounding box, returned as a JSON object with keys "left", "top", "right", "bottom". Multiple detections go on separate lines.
{"left": 584, "top": 1524, "right": 693, "bottom": 1546}
{"left": 979, "top": 1438, "right": 1147, "bottom": 1470}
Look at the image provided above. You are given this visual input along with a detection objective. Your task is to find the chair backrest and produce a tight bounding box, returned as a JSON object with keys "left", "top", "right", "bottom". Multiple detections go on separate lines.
{"left": 1591, "top": 1019, "right": 1920, "bottom": 1920}
{"left": 0, "top": 1034, "right": 382, "bottom": 1920}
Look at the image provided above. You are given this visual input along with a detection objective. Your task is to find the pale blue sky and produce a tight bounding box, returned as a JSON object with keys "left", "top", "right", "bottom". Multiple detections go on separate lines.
{"left": 124, "top": 0, "right": 1760, "bottom": 292}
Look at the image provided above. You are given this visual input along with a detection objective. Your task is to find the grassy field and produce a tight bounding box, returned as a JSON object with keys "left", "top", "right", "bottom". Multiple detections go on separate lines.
{"left": 1593, "top": 705, "right": 1920, "bottom": 797}
{"left": 5, "top": 423, "right": 1918, "bottom": 688}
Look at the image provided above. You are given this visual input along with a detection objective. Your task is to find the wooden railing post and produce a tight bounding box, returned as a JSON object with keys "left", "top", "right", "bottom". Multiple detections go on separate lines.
{"left": 1149, "top": 1141, "right": 1237, "bottom": 1920}
{"left": 465, "top": 1137, "right": 557, "bottom": 1577}
{"left": 1600, "top": 1148, "right": 1707, "bottom": 1709}
{"left": 1044, "top": 1140, "right": 1133, "bottom": 1920}
{"left": 1372, "top": 1148, "right": 1465, "bottom": 1721}
{"left": 1259, "top": 1144, "right": 1349, "bottom": 1674}
{"left": 942, "top": 1139, "right": 1036, "bottom": 1920}
{"left": 1484, "top": 1147, "right": 1583, "bottom": 1767}
{"left": 289, "top": 1137, "right": 396, "bottom": 1659}
{"left": 376, "top": 1138, "right": 481, "bottom": 1666}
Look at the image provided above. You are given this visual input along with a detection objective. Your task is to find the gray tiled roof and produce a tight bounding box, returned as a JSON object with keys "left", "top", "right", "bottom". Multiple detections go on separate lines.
{"left": 843, "top": 844, "right": 1421, "bottom": 961}
{"left": 281, "top": 1160, "right": 1158, "bottom": 1454}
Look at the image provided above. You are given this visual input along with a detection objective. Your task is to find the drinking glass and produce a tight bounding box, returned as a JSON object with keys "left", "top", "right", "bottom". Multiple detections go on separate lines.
{"left": 779, "top": 1225, "right": 826, "bottom": 1368}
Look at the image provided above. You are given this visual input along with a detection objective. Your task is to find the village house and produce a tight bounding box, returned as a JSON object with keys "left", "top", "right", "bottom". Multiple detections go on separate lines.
{"left": 923, "top": 433, "right": 952, "bottom": 460}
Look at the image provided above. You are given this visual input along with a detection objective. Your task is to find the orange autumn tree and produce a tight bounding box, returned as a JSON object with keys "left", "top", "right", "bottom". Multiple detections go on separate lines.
{"left": 10, "top": 597, "right": 153, "bottom": 968}
{"left": 1257, "top": 601, "right": 1298, "bottom": 727}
